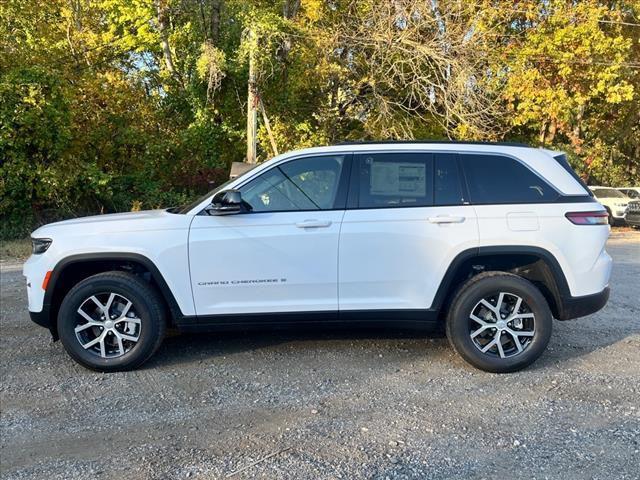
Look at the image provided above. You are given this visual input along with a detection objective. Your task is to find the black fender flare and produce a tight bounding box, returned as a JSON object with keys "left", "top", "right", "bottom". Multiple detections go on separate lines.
{"left": 431, "top": 245, "right": 572, "bottom": 318}
{"left": 43, "top": 252, "right": 186, "bottom": 334}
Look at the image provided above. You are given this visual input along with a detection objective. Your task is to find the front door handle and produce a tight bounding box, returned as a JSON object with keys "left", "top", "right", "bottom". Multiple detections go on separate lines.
{"left": 427, "top": 215, "right": 465, "bottom": 224}
{"left": 295, "top": 219, "right": 332, "bottom": 229}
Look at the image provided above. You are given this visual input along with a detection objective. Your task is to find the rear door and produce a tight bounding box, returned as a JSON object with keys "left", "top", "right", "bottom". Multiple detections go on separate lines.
{"left": 338, "top": 151, "right": 479, "bottom": 313}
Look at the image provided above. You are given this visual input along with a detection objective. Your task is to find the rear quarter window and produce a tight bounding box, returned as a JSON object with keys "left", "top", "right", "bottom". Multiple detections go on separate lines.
{"left": 460, "top": 154, "right": 559, "bottom": 204}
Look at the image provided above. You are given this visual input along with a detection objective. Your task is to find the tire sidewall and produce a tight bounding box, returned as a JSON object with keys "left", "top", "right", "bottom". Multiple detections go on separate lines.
{"left": 58, "top": 276, "right": 162, "bottom": 371}
{"left": 448, "top": 275, "right": 553, "bottom": 373}
{"left": 605, "top": 207, "right": 615, "bottom": 226}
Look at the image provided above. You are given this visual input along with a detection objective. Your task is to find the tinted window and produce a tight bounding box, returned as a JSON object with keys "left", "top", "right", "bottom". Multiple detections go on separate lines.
{"left": 356, "top": 153, "right": 433, "bottom": 208}
{"left": 461, "top": 154, "right": 557, "bottom": 204}
{"left": 435, "top": 154, "right": 464, "bottom": 205}
{"left": 592, "top": 188, "right": 626, "bottom": 199}
{"left": 240, "top": 155, "right": 345, "bottom": 212}
{"left": 625, "top": 190, "right": 640, "bottom": 199}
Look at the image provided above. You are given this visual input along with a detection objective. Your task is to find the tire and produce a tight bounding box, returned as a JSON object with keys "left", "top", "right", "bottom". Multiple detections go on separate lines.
{"left": 57, "top": 271, "right": 166, "bottom": 372}
{"left": 605, "top": 207, "right": 615, "bottom": 226}
{"left": 446, "top": 271, "right": 552, "bottom": 373}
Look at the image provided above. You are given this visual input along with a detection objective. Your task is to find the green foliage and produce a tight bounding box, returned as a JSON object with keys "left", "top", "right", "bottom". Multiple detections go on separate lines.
{"left": 1, "top": 67, "right": 72, "bottom": 237}
{"left": 1, "top": 0, "right": 639, "bottom": 239}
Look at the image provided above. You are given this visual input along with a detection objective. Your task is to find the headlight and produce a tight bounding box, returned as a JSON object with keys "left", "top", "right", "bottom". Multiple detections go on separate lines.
{"left": 32, "top": 238, "right": 52, "bottom": 254}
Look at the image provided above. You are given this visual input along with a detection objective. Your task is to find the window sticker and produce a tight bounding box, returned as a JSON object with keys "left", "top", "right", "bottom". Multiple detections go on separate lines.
{"left": 370, "top": 161, "right": 426, "bottom": 197}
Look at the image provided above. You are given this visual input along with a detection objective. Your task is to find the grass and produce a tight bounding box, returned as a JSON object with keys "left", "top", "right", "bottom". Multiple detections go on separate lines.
{"left": 0, "top": 238, "right": 32, "bottom": 263}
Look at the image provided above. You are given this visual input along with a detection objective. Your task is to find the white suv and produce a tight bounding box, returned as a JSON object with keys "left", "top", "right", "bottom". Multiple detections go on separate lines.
{"left": 589, "top": 186, "right": 630, "bottom": 225}
{"left": 24, "top": 142, "right": 612, "bottom": 373}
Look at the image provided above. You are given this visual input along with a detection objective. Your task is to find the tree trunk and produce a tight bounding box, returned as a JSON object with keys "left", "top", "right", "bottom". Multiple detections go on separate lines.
{"left": 283, "top": 0, "right": 300, "bottom": 19}
{"left": 246, "top": 28, "right": 258, "bottom": 164}
{"left": 210, "top": 0, "right": 222, "bottom": 44}
{"left": 548, "top": 119, "right": 557, "bottom": 144}
{"left": 539, "top": 121, "right": 547, "bottom": 145}
{"left": 156, "top": 0, "right": 177, "bottom": 76}
{"left": 572, "top": 104, "right": 584, "bottom": 149}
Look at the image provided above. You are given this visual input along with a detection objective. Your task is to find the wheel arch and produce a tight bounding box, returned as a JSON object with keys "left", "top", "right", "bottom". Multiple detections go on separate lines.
{"left": 432, "top": 246, "right": 571, "bottom": 320}
{"left": 44, "top": 253, "right": 184, "bottom": 338}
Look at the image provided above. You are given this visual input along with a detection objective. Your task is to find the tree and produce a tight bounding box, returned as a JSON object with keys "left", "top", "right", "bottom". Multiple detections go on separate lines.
{"left": 1, "top": 0, "right": 639, "bottom": 239}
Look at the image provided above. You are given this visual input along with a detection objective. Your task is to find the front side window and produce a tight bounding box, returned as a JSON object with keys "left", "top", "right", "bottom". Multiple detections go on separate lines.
{"left": 239, "top": 155, "right": 345, "bottom": 212}
{"left": 356, "top": 153, "right": 434, "bottom": 208}
{"left": 461, "top": 154, "right": 558, "bottom": 204}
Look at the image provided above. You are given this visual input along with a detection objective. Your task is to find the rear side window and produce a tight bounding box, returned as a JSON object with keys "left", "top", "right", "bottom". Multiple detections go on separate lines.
{"left": 435, "top": 154, "right": 465, "bottom": 205}
{"left": 356, "top": 153, "right": 433, "bottom": 208}
{"left": 460, "top": 154, "right": 558, "bottom": 204}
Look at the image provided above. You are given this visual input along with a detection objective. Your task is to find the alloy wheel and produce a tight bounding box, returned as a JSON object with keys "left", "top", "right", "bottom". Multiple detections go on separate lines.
{"left": 74, "top": 293, "right": 142, "bottom": 358}
{"left": 469, "top": 292, "right": 535, "bottom": 359}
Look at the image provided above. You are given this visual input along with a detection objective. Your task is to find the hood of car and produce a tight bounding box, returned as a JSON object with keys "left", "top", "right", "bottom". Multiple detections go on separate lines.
{"left": 31, "top": 209, "right": 184, "bottom": 237}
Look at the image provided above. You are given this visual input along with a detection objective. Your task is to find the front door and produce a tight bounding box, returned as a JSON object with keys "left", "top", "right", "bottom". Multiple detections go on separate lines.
{"left": 189, "top": 154, "right": 350, "bottom": 316}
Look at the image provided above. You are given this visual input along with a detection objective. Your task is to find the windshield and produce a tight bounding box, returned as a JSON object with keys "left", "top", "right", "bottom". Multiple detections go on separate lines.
{"left": 592, "top": 188, "right": 627, "bottom": 199}
{"left": 174, "top": 164, "right": 261, "bottom": 214}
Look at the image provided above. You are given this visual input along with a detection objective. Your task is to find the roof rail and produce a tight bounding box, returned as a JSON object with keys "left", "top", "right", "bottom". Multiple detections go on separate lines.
{"left": 336, "top": 139, "right": 531, "bottom": 148}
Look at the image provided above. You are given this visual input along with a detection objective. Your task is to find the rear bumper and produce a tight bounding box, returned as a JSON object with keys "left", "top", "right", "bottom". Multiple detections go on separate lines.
{"left": 556, "top": 287, "right": 610, "bottom": 320}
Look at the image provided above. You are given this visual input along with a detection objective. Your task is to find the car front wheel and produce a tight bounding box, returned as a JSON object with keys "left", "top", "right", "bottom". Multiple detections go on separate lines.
{"left": 57, "top": 271, "right": 166, "bottom": 371}
{"left": 446, "top": 272, "right": 553, "bottom": 373}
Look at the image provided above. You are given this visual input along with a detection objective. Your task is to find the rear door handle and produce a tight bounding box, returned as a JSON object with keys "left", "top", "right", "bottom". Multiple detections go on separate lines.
{"left": 295, "top": 219, "right": 332, "bottom": 229}
{"left": 427, "top": 215, "right": 465, "bottom": 224}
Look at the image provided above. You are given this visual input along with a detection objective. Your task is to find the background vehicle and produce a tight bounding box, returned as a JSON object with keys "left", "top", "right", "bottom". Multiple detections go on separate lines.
{"left": 624, "top": 199, "right": 640, "bottom": 228}
{"left": 589, "top": 186, "right": 630, "bottom": 225}
{"left": 24, "top": 142, "right": 612, "bottom": 373}
{"left": 617, "top": 187, "right": 640, "bottom": 199}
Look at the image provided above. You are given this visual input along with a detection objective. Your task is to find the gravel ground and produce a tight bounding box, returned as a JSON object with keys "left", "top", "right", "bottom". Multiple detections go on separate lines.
{"left": 1, "top": 231, "right": 639, "bottom": 480}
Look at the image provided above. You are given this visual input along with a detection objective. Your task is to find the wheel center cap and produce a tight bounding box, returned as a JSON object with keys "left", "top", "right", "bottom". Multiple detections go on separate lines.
{"left": 104, "top": 320, "right": 115, "bottom": 329}
{"left": 496, "top": 320, "right": 507, "bottom": 330}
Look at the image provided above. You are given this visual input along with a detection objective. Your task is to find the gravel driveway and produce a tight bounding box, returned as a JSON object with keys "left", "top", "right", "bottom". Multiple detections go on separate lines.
{"left": 1, "top": 232, "right": 639, "bottom": 480}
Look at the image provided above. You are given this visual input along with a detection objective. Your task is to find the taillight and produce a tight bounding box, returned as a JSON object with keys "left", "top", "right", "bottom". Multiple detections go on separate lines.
{"left": 565, "top": 211, "right": 609, "bottom": 225}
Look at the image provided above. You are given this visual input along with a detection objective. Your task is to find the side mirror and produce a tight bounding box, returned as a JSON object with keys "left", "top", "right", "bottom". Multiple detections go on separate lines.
{"left": 207, "top": 189, "right": 247, "bottom": 216}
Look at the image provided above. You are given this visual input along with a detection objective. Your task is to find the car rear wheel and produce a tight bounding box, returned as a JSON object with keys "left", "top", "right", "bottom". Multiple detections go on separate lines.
{"left": 605, "top": 207, "right": 615, "bottom": 226}
{"left": 446, "top": 272, "right": 552, "bottom": 373}
{"left": 57, "top": 271, "right": 166, "bottom": 371}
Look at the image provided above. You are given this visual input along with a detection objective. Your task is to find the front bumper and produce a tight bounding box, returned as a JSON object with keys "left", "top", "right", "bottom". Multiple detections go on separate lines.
{"left": 29, "top": 309, "right": 58, "bottom": 340}
{"left": 556, "top": 287, "right": 610, "bottom": 320}
{"left": 29, "top": 310, "right": 52, "bottom": 329}
{"left": 624, "top": 212, "right": 640, "bottom": 227}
